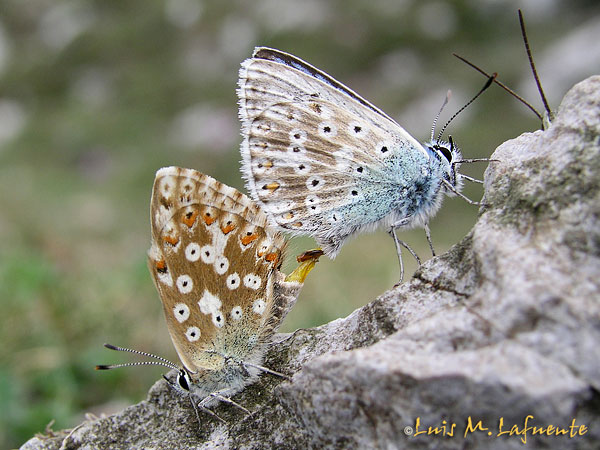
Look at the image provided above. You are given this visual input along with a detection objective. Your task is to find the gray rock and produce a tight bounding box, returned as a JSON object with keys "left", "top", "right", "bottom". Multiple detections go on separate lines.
{"left": 22, "top": 76, "right": 600, "bottom": 450}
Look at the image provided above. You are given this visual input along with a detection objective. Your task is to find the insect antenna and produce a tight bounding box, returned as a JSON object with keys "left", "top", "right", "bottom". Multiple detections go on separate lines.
{"left": 436, "top": 73, "right": 496, "bottom": 143}
{"left": 452, "top": 10, "right": 552, "bottom": 128}
{"left": 452, "top": 53, "right": 543, "bottom": 123}
{"left": 95, "top": 343, "right": 179, "bottom": 371}
{"left": 518, "top": 9, "right": 553, "bottom": 121}
{"left": 430, "top": 90, "right": 451, "bottom": 141}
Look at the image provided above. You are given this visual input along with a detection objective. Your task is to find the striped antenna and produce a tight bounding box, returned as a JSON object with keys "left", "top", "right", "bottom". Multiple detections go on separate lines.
{"left": 95, "top": 343, "right": 179, "bottom": 371}
{"left": 436, "top": 74, "right": 496, "bottom": 143}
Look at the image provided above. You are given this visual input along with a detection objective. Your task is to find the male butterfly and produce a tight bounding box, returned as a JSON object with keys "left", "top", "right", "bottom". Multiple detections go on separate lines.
{"left": 238, "top": 47, "right": 489, "bottom": 281}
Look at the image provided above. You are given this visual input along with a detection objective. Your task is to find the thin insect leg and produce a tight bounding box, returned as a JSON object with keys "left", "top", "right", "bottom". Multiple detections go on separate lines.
{"left": 195, "top": 400, "right": 226, "bottom": 423}
{"left": 424, "top": 224, "right": 436, "bottom": 257}
{"left": 389, "top": 217, "right": 423, "bottom": 282}
{"left": 388, "top": 227, "right": 405, "bottom": 283}
{"left": 206, "top": 392, "right": 251, "bottom": 415}
{"left": 456, "top": 158, "right": 498, "bottom": 164}
{"left": 203, "top": 350, "right": 290, "bottom": 380}
{"left": 188, "top": 393, "right": 205, "bottom": 428}
{"left": 398, "top": 239, "right": 422, "bottom": 266}
{"left": 442, "top": 179, "right": 481, "bottom": 205}
{"left": 390, "top": 221, "right": 423, "bottom": 265}
{"left": 243, "top": 361, "right": 290, "bottom": 380}
{"left": 459, "top": 173, "right": 483, "bottom": 184}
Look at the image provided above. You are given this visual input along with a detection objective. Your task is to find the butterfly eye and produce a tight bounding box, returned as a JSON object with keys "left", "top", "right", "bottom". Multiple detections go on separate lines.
{"left": 437, "top": 145, "right": 453, "bottom": 163}
{"left": 177, "top": 370, "right": 190, "bottom": 391}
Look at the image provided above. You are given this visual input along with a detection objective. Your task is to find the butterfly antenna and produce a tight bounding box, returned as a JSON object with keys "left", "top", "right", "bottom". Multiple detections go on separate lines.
{"left": 96, "top": 343, "right": 179, "bottom": 371}
{"left": 431, "top": 90, "right": 451, "bottom": 141}
{"left": 518, "top": 9, "right": 553, "bottom": 121}
{"left": 436, "top": 74, "right": 496, "bottom": 143}
{"left": 452, "top": 53, "right": 543, "bottom": 123}
{"left": 96, "top": 360, "right": 179, "bottom": 371}
{"left": 437, "top": 72, "right": 498, "bottom": 142}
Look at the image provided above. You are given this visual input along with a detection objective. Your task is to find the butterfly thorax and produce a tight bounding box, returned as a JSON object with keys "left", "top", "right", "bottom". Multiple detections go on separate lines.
{"left": 393, "top": 139, "right": 463, "bottom": 226}
{"left": 344, "top": 141, "right": 457, "bottom": 228}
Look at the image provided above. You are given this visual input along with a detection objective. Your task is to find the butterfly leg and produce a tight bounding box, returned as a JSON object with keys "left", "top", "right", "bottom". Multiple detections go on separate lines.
{"left": 205, "top": 350, "right": 290, "bottom": 380}
{"left": 242, "top": 361, "right": 291, "bottom": 380}
{"left": 456, "top": 157, "right": 499, "bottom": 164}
{"left": 389, "top": 227, "right": 405, "bottom": 283}
{"left": 389, "top": 219, "right": 422, "bottom": 264}
{"left": 389, "top": 225, "right": 422, "bottom": 283}
{"left": 398, "top": 239, "right": 421, "bottom": 266}
{"left": 442, "top": 179, "right": 482, "bottom": 205}
{"left": 424, "top": 223, "right": 436, "bottom": 257}
{"left": 459, "top": 173, "right": 483, "bottom": 184}
{"left": 203, "top": 391, "right": 251, "bottom": 415}
{"left": 192, "top": 396, "right": 226, "bottom": 424}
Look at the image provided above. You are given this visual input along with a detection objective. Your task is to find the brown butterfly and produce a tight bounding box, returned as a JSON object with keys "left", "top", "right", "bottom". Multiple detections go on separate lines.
{"left": 97, "top": 167, "right": 320, "bottom": 421}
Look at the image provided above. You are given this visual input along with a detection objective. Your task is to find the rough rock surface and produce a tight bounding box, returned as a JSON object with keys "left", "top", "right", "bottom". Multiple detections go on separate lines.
{"left": 22, "top": 76, "right": 600, "bottom": 450}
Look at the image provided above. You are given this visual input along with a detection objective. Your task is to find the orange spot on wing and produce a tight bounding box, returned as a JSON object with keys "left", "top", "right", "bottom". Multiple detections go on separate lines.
{"left": 203, "top": 212, "right": 215, "bottom": 225}
{"left": 221, "top": 222, "right": 236, "bottom": 234}
{"left": 263, "top": 182, "right": 280, "bottom": 192}
{"left": 182, "top": 210, "right": 199, "bottom": 228}
{"left": 163, "top": 235, "right": 179, "bottom": 246}
{"left": 265, "top": 252, "right": 279, "bottom": 264}
{"left": 241, "top": 233, "right": 258, "bottom": 246}
{"left": 257, "top": 160, "right": 274, "bottom": 170}
{"left": 156, "top": 260, "right": 167, "bottom": 273}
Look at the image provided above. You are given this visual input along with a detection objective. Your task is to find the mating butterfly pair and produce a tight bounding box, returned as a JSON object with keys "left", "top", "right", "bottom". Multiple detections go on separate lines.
{"left": 99, "top": 47, "right": 487, "bottom": 420}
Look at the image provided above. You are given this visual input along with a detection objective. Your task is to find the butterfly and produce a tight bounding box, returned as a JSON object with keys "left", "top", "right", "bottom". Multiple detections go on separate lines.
{"left": 97, "top": 166, "right": 320, "bottom": 421}
{"left": 238, "top": 47, "right": 490, "bottom": 281}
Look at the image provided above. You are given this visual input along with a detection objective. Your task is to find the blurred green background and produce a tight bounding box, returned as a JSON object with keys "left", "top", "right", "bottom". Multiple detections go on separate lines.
{"left": 1, "top": 0, "right": 598, "bottom": 447}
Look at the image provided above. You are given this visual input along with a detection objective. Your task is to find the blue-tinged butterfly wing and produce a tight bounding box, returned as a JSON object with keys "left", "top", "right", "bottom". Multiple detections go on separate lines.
{"left": 238, "top": 48, "right": 432, "bottom": 256}
{"left": 147, "top": 167, "right": 286, "bottom": 374}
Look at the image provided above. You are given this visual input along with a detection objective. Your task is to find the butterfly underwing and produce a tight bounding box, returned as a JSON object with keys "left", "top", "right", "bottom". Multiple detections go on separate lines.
{"left": 237, "top": 47, "right": 466, "bottom": 266}
{"left": 98, "top": 167, "right": 318, "bottom": 414}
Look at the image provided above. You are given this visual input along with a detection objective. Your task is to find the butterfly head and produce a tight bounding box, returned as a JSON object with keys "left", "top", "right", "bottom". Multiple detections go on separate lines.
{"left": 425, "top": 137, "right": 464, "bottom": 196}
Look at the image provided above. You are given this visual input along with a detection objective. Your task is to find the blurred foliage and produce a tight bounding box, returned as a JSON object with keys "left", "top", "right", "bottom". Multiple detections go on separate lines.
{"left": 0, "top": 0, "right": 598, "bottom": 447}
